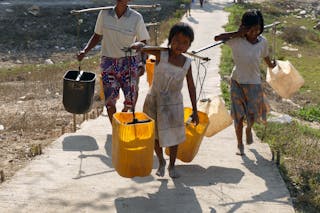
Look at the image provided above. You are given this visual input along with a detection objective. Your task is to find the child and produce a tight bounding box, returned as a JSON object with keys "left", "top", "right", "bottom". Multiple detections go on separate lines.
{"left": 131, "top": 22, "right": 199, "bottom": 178}
{"left": 200, "top": 0, "right": 204, "bottom": 7}
{"left": 214, "top": 9, "right": 276, "bottom": 155}
{"left": 185, "top": 0, "right": 191, "bottom": 17}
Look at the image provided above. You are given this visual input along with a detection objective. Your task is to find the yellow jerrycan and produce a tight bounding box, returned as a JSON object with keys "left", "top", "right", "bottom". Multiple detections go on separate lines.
{"left": 267, "top": 60, "right": 304, "bottom": 99}
{"left": 112, "top": 112, "right": 155, "bottom": 178}
{"left": 197, "top": 96, "right": 233, "bottom": 137}
{"left": 145, "top": 58, "right": 155, "bottom": 86}
{"left": 165, "top": 107, "right": 209, "bottom": 163}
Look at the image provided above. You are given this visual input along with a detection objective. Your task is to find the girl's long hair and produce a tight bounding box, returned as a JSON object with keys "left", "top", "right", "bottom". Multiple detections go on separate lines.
{"left": 241, "top": 9, "right": 264, "bottom": 35}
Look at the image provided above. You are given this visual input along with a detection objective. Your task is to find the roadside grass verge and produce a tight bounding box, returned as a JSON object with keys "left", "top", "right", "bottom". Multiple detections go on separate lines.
{"left": 255, "top": 122, "right": 320, "bottom": 212}
{"left": 219, "top": 1, "right": 320, "bottom": 212}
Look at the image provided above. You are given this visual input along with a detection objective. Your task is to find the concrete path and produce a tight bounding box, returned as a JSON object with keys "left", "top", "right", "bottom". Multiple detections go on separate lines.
{"left": 0, "top": 1, "right": 295, "bottom": 212}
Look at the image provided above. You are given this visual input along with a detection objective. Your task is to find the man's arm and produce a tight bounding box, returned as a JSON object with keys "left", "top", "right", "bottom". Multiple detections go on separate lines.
{"left": 77, "top": 33, "right": 102, "bottom": 61}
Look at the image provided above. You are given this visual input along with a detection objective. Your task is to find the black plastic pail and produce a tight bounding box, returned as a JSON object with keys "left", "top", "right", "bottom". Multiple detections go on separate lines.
{"left": 63, "top": 70, "right": 96, "bottom": 114}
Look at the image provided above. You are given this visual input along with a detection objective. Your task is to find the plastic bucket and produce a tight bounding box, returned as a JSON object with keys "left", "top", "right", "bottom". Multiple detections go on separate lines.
{"left": 197, "top": 96, "right": 233, "bottom": 137}
{"left": 165, "top": 107, "right": 209, "bottom": 163}
{"left": 112, "top": 112, "right": 155, "bottom": 178}
{"left": 267, "top": 60, "right": 304, "bottom": 98}
{"left": 63, "top": 70, "right": 96, "bottom": 114}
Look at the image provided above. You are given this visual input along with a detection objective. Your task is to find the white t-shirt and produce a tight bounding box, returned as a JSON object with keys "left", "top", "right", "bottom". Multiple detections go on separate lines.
{"left": 226, "top": 35, "right": 269, "bottom": 84}
{"left": 94, "top": 7, "right": 150, "bottom": 58}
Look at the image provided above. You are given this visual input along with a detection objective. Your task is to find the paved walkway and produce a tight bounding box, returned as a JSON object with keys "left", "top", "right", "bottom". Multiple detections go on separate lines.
{"left": 0, "top": 1, "right": 295, "bottom": 212}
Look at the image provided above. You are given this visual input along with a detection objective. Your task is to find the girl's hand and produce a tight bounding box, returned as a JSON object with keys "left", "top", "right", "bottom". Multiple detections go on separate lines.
{"left": 191, "top": 111, "right": 199, "bottom": 126}
{"left": 271, "top": 59, "right": 277, "bottom": 68}
{"left": 237, "top": 25, "right": 249, "bottom": 37}
{"left": 264, "top": 56, "right": 277, "bottom": 69}
{"left": 130, "top": 41, "right": 145, "bottom": 52}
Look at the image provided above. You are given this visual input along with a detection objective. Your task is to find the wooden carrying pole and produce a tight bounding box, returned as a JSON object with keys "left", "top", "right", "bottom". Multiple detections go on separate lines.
{"left": 142, "top": 46, "right": 210, "bottom": 61}
{"left": 71, "top": 4, "right": 161, "bottom": 15}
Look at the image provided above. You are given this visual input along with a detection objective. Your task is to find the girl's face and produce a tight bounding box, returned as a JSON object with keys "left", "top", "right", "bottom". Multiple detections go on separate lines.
{"left": 245, "top": 24, "right": 261, "bottom": 42}
{"left": 170, "top": 32, "right": 191, "bottom": 55}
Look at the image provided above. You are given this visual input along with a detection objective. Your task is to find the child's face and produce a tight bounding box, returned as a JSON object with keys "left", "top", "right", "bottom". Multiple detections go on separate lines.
{"left": 170, "top": 32, "right": 191, "bottom": 54}
{"left": 245, "top": 25, "right": 261, "bottom": 40}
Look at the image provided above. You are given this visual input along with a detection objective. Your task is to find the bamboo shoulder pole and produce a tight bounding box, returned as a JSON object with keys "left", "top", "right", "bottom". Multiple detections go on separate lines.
{"left": 71, "top": 4, "right": 161, "bottom": 15}
{"left": 192, "top": 21, "right": 281, "bottom": 54}
{"left": 142, "top": 46, "right": 210, "bottom": 61}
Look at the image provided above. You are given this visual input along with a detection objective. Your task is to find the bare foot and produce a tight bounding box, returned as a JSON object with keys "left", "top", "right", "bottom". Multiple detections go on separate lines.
{"left": 168, "top": 167, "right": 180, "bottom": 179}
{"left": 156, "top": 159, "right": 166, "bottom": 177}
{"left": 236, "top": 144, "right": 245, "bottom": 156}
{"left": 246, "top": 128, "right": 253, "bottom": 145}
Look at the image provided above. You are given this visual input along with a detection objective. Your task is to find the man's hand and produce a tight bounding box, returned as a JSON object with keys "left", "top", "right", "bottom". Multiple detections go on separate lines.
{"left": 77, "top": 50, "right": 86, "bottom": 61}
{"left": 130, "top": 41, "right": 145, "bottom": 51}
{"left": 138, "top": 63, "right": 146, "bottom": 77}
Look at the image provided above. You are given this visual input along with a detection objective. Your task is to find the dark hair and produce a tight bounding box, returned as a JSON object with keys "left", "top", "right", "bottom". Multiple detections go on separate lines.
{"left": 167, "top": 22, "right": 194, "bottom": 46}
{"left": 241, "top": 9, "right": 264, "bottom": 35}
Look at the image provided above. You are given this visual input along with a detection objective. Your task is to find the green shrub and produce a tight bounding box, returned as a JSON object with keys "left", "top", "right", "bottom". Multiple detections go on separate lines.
{"left": 281, "top": 26, "right": 306, "bottom": 45}
{"left": 294, "top": 105, "right": 320, "bottom": 122}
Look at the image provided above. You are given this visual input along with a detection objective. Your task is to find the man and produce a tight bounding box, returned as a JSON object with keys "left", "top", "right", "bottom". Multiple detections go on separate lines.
{"left": 77, "top": 0, "right": 150, "bottom": 124}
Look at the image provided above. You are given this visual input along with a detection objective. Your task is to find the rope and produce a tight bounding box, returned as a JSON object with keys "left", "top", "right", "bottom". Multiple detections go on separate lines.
{"left": 193, "top": 57, "right": 209, "bottom": 102}
{"left": 76, "top": 14, "right": 82, "bottom": 71}
{"left": 271, "top": 23, "right": 277, "bottom": 62}
{"left": 123, "top": 48, "right": 150, "bottom": 124}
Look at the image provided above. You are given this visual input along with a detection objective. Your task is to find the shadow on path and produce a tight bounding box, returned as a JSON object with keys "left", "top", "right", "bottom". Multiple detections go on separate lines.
{"left": 175, "top": 164, "right": 244, "bottom": 186}
{"left": 115, "top": 179, "right": 202, "bottom": 213}
{"left": 114, "top": 164, "right": 244, "bottom": 212}
{"left": 62, "top": 135, "right": 114, "bottom": 179}
{"left": 221, "top": 148, "right": 292, "bottom": 212}
{"left": 62, "top": 135, "right": 98, "bottom": 152}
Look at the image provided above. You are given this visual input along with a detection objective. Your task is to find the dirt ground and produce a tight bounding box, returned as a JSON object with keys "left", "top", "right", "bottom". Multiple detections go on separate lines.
{"left": 0, "top": 0, "right": 318, "bottom": 183}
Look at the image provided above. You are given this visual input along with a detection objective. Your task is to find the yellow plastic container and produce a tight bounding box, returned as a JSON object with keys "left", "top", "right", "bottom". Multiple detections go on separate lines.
{"left": 197, "top": 96, "right": 233, "bottom": 137}
{"left": 165, "top": 107, "right": 209, "bottom": 163}
{"left": 112, "top": 112, "right": 155, "bottom": 178}
{"left": 267, "top": 60, "right": 304, "bottom": 99}
{"left": 146, "top": 58, "right": 155, "bottom": 86}
{"left": 99, "top": 74, "right": 105, "bottom": 101}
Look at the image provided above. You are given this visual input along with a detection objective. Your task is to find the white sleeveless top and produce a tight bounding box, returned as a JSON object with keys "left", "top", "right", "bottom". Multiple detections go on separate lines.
{"left": 143, "top": 50, "right": 192, "bottom": 147}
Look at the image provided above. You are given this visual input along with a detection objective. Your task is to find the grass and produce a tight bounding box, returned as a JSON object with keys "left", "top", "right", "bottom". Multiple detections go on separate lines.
{"left": 255, "top": 121, "right": 320, "bottom": 212}
{"left": 294, "top": 105, "right": 320, "bottom": 123}
{"left": 219, "top": 1, "right": 320, "bottom": 212}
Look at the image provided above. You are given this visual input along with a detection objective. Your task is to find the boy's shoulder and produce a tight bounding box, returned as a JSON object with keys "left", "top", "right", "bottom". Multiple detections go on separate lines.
{"left": 128, "top": 7, "right": 143, "bottom": 18}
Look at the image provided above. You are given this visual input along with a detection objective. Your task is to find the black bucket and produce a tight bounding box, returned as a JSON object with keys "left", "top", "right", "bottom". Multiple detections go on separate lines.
{"left": 63, "top": 70, "right": 96, "bottom": 114}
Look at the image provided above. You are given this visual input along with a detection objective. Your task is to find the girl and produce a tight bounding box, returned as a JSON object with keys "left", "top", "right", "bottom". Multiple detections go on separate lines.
{"left": 200, "top": 0, "right": 204, "bottom": 7}
{"left": 214, "top": 9, "right": 276, "bottom": 155}
{"left": 131, "top": 22, "right": 199, "bottom": 178}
